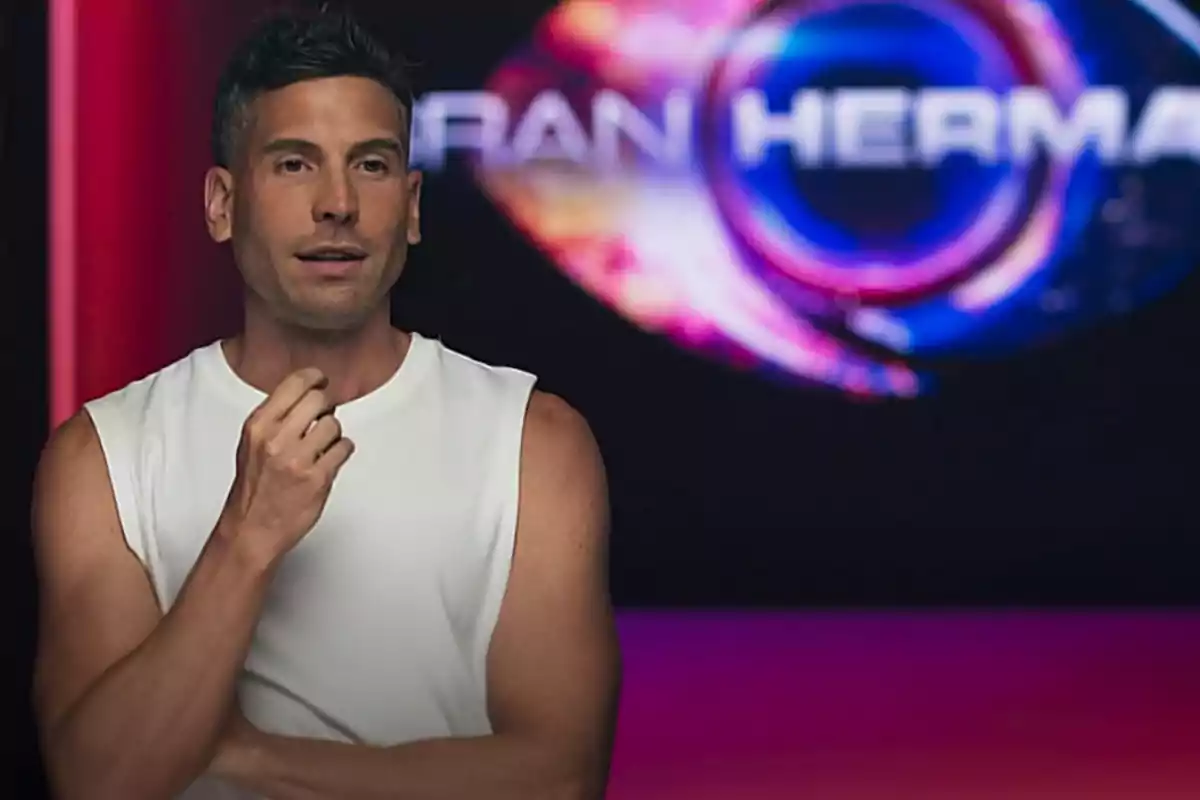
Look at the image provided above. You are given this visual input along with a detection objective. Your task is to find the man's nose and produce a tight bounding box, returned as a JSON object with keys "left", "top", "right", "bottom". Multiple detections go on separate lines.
{"left": 312, "top": 168, "right": 359, "bottom": 225}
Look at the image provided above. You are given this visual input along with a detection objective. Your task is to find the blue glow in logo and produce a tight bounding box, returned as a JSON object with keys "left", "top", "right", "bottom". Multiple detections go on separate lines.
{"left": 411, "top": 0, "right": 1200, "bottom": 397}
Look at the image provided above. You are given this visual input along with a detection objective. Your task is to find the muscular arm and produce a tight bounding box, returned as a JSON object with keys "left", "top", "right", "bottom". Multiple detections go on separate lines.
{"left": 216, "top": 391, "right": 622, "bottom": 800}
{"left": 33, "top": 413, "right": 272, "bottom": 800}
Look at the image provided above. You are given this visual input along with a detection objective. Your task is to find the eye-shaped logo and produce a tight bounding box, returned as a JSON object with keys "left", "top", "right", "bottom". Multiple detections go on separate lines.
{"left": 411, "top": 0, "right": 1200, "bottom": 397}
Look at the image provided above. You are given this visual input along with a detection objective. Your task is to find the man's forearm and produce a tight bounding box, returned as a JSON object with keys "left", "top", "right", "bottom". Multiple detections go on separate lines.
{"left": 219, "top": 729, "right": 601, "bottom": 800}
{"left": 45, "top": 529, "right": 273, "bottom": 800}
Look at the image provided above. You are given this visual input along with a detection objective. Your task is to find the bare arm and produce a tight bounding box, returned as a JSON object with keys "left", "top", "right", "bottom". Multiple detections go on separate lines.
{"left": 215, "top": 391, "right": 622, "bottom": 800}
{"left": 34, "top": 368, "right": 349, "bottom": 800}
{"left": 32, "top": 412, "right": 273, "bottom": 800}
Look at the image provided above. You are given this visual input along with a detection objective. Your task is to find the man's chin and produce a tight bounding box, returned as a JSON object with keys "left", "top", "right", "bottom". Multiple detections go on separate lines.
{"left": 280, "top": 303, "right": 378, "bottom": 335}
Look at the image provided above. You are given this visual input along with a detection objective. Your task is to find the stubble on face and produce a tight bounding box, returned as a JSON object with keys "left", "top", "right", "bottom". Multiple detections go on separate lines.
{"left": 227, "top": 75, "right": 422, "bottom": 333}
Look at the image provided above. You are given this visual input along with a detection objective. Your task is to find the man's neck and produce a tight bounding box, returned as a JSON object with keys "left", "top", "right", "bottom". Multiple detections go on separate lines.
{"left": 224, "top": 311, "right": 411, "bottom": 406}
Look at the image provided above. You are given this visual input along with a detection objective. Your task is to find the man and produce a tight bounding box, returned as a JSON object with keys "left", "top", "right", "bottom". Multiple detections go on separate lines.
{"left": 31, "top": 9, "right": 620, "bottom": 800}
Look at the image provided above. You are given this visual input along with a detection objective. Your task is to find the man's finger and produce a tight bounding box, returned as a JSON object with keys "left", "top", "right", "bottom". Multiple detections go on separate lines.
{"left": 256, "top": 368, "right": 327, "bottom": 421}
{"left": 317, "top": 437, "right": 355, "bottom": 472}
{"left": 277, "top": 389, "right": 331, "bottom": 443}
{"left": 301, "top": 415, "right": 343, "bottom": 459}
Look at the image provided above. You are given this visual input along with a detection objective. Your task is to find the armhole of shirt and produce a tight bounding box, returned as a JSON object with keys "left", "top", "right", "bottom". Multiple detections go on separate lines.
{"left": 83, "top": 396, "right": 153, "bottom": 577}
{"left": 472, "top": 371, "right": 537, "bottom": 685}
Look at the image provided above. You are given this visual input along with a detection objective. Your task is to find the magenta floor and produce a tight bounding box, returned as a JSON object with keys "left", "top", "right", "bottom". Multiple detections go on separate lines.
{"left": 607, "top": 613, "right": 1200, "bottom": 798}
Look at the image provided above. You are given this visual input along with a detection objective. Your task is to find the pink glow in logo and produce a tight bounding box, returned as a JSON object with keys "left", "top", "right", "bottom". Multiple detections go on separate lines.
{"left": 410, "top": 0, "right": 1200, "bottom": 398}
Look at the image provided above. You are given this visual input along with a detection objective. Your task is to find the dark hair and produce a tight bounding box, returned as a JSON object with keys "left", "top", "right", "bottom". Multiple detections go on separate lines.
{"left": 211, "top": 6, "right": 414, "bottom": 167}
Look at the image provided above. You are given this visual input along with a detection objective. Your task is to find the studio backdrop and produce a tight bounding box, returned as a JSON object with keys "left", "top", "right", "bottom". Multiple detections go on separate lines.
{"left": 43, "top": 1, "right": 1200, "bottom": 795}
{"left": 51, "top": 0, "right": 1200, "bottom": 606}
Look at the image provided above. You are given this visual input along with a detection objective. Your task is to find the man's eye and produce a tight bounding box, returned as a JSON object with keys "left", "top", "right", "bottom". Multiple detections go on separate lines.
{"left": 359, "top": 158, "right": 389, "bottom": 174}
{"left": 277, "top": 158, "right": 307, "bottom": 173}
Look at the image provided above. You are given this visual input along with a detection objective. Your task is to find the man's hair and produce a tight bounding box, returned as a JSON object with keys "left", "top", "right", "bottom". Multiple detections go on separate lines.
{"left": 211, "top": 6, "right": 414, "bottom": 168}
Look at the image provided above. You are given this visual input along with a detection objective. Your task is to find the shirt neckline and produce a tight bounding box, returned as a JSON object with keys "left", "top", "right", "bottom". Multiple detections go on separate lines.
{"left": 197, "top": 331, "right": 436, "bottom": 424}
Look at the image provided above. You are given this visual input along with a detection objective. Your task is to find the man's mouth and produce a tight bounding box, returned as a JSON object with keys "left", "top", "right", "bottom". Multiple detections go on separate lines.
{"left": 295, "top": 245, "right": 368, "bottom": 262}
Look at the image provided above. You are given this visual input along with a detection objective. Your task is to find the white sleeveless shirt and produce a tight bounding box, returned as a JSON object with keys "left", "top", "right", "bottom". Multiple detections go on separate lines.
{"left": 83, "top": 333, "right": 536, "bottom": 798}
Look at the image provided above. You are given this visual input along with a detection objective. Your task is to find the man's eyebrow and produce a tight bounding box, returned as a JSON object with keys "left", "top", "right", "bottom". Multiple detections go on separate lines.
{"left": 347, "top": 137, "right": 406, "bottom": 160}
{"left": 258, "top": 137, "right": 407, "bottom": 161}
{"left": 260, "top": 138, "right": 323, "bottom": 157}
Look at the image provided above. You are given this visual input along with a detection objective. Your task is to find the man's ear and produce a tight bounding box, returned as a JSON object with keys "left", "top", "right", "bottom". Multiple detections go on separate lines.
{"left": 204, "top": 166, "right": 235, "bottom": 243}
{"left": 406, "top": 169, "right": 423, "bottom": 246}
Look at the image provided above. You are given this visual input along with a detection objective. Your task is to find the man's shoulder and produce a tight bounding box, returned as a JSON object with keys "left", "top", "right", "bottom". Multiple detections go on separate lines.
{"left": 416, "top": 335, "right": 539, "bottom": 422}
{"left": 35, "top": 409, "right": 109, "bottom": 518}
{"left": 84, "top": 345, "right": 213, "bottom": 415}
{"left": 525, "top": 391, "right": 592, "bottom": 444}
{"left": 40, "top": 410, "right": 101, "bottom": 474}
{"left": 512, "top": 391, "right": 608, "bottom": 554}
{"left": 72, "top": 345, "right": 220, "bottom": 470}
{"left": 521, "top": 391, "right": 604, "bottom": 488}
{"left": 424, "top": 334, "right": 536, "bottom": 385}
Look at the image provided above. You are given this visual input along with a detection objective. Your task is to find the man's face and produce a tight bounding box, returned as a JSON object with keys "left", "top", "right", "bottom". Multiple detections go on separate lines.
{"left": 205, "top": 75, "right": 422, "bottom": 331}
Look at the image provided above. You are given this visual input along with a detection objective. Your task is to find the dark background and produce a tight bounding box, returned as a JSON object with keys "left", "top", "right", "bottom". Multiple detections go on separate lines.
{"left": 6, "top": 0, "right": 1200, "bottom": 793}
{"left": 6, "top": 1, "right": 50, "bottom": 792}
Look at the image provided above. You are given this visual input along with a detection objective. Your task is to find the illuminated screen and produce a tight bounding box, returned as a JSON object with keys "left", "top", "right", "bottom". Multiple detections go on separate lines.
{"left": 411, "top": 0, "right": 1200, "bottom": 397}
{"left": 50, "top": 0, "right": 1200, "bottom": 608}
{"left": 43, "top": 2, "right": 1200, "bottom": 794}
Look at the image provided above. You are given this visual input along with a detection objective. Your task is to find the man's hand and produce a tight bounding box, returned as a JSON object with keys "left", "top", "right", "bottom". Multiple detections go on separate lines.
{"left": 219, "top": 367, "right": 356, "bottom": 569}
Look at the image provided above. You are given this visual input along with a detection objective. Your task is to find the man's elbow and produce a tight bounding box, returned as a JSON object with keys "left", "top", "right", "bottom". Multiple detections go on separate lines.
{"left": 43, "top": 742, "right": 140, "bottom": 800}
{"left": 538, "top": 749, "right": 611, "bottom": 800}
{"left": 41, "top": 720, "right": 125, "bottom": 800}
{"left": 562, "top": 772, "right": 609, "bottom": 800}
{"left": 44, "top": 749, "right": 155, "bottom": 800}
{"left": 42, "top": 723, "right": 210, "bottom": 800}
{"left": 539, "top": 772, "right": 604, "bottom": 800}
